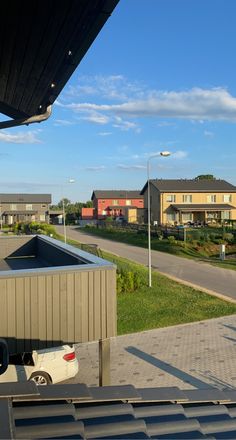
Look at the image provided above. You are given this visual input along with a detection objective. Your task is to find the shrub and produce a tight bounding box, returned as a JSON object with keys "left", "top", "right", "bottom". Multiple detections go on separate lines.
{"left": 167, "top": 235, "right": 177, "bottom": 244}
{"left": 117, "top": 267, "right": 145, "bottom": 294}
{"left": 223, "top": 232, "right": 234, "bottom": 243}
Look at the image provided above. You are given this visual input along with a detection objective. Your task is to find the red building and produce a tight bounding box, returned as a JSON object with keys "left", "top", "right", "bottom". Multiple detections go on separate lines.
{"left": 91, "top": 190, "right": 144, "bottom": 220}
{"left": 81, "top": 207, "right": 94, "bottom": 219}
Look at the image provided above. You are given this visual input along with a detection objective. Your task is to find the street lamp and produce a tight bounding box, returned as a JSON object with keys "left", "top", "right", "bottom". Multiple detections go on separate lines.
{"left": 147, "top": 151, "right": 171, "bottom": 287}
{"left": 62, "top": 178, "right": 75, "bottom": 244}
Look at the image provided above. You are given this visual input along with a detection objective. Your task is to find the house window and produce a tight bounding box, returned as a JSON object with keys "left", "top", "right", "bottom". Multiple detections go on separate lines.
{"left": 182, "top": 195, "right": 192, "bottom": 203}
{"left": 10, "top": 204, "right": 17, "bottom": 210}
{"left": 40, "top": 214, "right": 45, "bottom": 221}
{"left": 182, "top": 212, "right": 193, "bottom": 221}
{"left": 222, "top": 211, "right": 230, "bottom": 220}
{"left": 167, "top": 212, "right": 175, "bottom": 222}
{"left": 41, "top": 204, "right": 46, "bottom": 208}
{"left": 207, "top": 195, "right": 216, "bottom": 203}
{"left": 223, "top": 194, "right": 232, "bottom": 203}
{"left": 166, "top": 195, "right": 176, "bottom": 202}
{"left": 112, "top": 200, "right": 118, "bottom": 205}
{"left": 126, "top": 200, "right": 131, "bottom": 206}
{"left": 26, "top": 204, "right": 32, "bottom": 210}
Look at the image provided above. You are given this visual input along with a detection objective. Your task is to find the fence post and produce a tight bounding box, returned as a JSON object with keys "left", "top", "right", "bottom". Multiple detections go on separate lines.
{"left": 99, "top": 338, "right": 110, "bottom": 386}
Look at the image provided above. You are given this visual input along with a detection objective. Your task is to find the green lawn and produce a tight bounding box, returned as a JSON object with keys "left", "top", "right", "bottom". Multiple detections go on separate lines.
{"left": 79, "top": 226, "right": 236, "bottom": 271}
{"left": 101, "top": 251, "right": 236, "bottom": 335}
{"left": 62, "top": 235, "right": 236, "bottom": 335}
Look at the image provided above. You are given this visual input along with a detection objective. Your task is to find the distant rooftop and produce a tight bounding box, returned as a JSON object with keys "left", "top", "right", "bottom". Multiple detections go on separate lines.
{"left": 92, "top": 190, "right": 143, "bottom": 199}
{"left": 0, "top": 193, "right": 51, "bottom": 203}
{"left": 141, "top": 179, "right": 236, "bottom": 193}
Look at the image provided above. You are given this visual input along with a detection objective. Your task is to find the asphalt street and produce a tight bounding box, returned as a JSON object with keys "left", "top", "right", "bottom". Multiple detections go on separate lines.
{"left": 56, "top": 225, "right": 236, "bottom": 301}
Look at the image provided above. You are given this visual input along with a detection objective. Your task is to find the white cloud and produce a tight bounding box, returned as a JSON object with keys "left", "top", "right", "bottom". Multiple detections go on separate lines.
{"left": 81, "top": 112, "right": 110, "bottom": 125}
{"left": 63, "top": 74, "right": 146, "bottom": 102}
{"left": 0, "top": 130, "right": 41, "bottom": 144}
{"left": 117, "top": 164, "right": 146, "bottom": 170}
{"left": 171, "top": 150, "right": 188, "bottom": 159}
{"left": 85, "top": 165, "right": 106, "bottom": 171}
{"left": 98, "top": 131, "right": 112, "bottom": 136}
{"left": 53, "top": 119, "right": 74, "bottom": 126}
{"left": 112, "top": 116, "right": 140, "bottom": 132}
{"left": 204, "top": 130, "right": 214, "bottom": 137}
{"left": 60, "top": 87, "right": 236, "bottom": 122}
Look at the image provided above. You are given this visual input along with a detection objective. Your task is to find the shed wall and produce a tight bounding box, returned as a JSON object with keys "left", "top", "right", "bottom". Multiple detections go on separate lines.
{"left": 0, "top": 267, "right": 116, "bottom": 353}
{"left": 0, "top": 236, "right": 36, "bottom": 259}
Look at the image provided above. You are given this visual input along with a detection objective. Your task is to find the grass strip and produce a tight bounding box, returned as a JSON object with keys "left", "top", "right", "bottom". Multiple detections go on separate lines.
{"left": 63, "top": 235, "right": 236, "bottom": 335}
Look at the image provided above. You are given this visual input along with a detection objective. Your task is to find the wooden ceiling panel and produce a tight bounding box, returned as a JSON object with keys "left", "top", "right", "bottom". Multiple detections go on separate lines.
{"left": 0, "top": 0, "right": 119, "bottom": 121}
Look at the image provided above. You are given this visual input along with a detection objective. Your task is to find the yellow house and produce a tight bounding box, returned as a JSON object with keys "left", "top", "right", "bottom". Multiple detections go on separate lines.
{"left": 140, "top": 179, "right": 236, "bottom": 225}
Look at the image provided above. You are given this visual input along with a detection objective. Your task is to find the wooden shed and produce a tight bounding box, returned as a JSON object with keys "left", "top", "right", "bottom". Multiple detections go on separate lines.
{"left": 0, "top": 235, "right": 116, "bottom": 353}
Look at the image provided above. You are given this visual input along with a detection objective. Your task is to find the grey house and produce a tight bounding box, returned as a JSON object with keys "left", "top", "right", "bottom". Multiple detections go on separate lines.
{"left": 0, "top": 194, "right": 51, "bottom": 225}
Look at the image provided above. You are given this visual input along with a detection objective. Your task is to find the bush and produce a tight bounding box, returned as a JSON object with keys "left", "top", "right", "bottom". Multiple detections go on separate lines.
{"left": 167, "top": 235, "right": 177, "bottom": 244}
{"left": 223, "top": 232, "right": 234, "bottom": 243}
{"left": 117, "top": 267, "right": 145, "bottom": 294}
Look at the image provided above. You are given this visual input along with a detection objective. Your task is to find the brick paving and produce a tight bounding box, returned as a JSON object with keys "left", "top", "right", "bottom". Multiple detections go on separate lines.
{"left": 71, "top": 315, "right": 236, "bottom": 390}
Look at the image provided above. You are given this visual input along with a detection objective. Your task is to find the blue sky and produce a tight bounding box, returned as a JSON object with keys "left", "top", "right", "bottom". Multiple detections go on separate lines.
{"left": 1, "top": 0, "right": 236, "bottom": 203}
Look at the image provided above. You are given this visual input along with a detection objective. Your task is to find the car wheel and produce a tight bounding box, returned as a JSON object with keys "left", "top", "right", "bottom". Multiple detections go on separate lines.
{"left": 29, "top": 371, "right": 51, "bottom": 386}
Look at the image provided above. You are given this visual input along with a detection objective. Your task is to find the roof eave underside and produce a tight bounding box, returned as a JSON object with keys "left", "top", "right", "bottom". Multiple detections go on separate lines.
{"left": 0, "top": 0, "right": 119, "bottom": 120}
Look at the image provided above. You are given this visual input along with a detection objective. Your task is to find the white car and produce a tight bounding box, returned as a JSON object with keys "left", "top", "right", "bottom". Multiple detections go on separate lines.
{"left": 0, "top": 345, "right": 79, "bottom": 385}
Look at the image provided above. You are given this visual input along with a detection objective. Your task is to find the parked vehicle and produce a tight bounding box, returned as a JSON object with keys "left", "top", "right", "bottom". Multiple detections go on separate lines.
{"left": 0, "top": 345, "right": 79, "bottom": 385}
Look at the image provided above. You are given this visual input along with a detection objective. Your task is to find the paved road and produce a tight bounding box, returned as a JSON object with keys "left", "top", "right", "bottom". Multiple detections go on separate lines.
{"left": 56, "top": 225, "right": 236, "bottom": 301}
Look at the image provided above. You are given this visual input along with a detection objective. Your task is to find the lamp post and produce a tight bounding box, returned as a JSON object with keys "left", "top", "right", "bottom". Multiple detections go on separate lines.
{"left": 62, "top": 178, "right": 75, "bottom": 244}
{"left": 147, "top": 151, "right": 171, "bottom": 287}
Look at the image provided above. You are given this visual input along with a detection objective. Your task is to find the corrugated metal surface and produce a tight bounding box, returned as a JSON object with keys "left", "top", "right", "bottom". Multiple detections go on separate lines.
{"left": 0, "top": 268, "right": 116, "bottom": 352}
{"left": 0, "top": 236, "right": 116, "bottom": 351}
{"left": 3, "top": 384, "right": 236, "bottom": 439}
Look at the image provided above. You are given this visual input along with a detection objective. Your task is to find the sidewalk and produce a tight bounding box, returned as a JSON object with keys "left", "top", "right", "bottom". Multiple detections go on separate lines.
{"left": 72, "top": 315, "right": 236, "bottom": 390}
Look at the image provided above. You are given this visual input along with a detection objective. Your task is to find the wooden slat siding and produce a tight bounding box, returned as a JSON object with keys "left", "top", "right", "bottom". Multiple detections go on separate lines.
{"left": 0, "top": 236, "right": 34, "bottom": 259}
{"left": 38, "top": 276, "right": 46, "bottom": 349}
{"left": 6, "top": 279, "right": 16, "bottom": 353}
{"left": 60, "top": 273, "right": 68, "bottom": 344}
{"left": 22, "top": 1, "right": 72, "bottom": 113}
{"left": 94, "top": 271, "right": 101, "bottom": 339}
{"left": 0, "top": 3, "right": 20, "bottom": 102}
{"left": 24, "top": 277, "right": 31, "bottom": 352}
{"left": 26, "top": 1, "right": 83, "bottom": 114}
{"left": 0, "top": 279, "right": 7, "bottom": 341}
{"left": 46, "top": 276, "right": 53, "bottom": 347}
{"left": 74, "top": 272, "right": 82, "bottom": 343}
{"left": 100, "top": 270, "right": 107, "bottom": 339}
{"left": 11, "top": 2, "right": 50, "bottom": 110}
{"left": 15, "top": 278, "right": 25, "bottom": 353}
{"left": 67, "top": 273, "right": 75, "bottom": 344}
{"left": 4, "top": 8, "right": 30, "bottom": 106}
{"left": 52, "top": 275, "right": 60, "bottom": 346}
{"left": 30, "top": 277, "right": 39, "bottom": 350}
{"left": 106, "top": 270, "right": 117, "bottom": 337}
{"left": 88, "top": 271, "right": 94, "bottom": 341}
{"left": 81, "top": 272, "right": 89, "bottom": 342}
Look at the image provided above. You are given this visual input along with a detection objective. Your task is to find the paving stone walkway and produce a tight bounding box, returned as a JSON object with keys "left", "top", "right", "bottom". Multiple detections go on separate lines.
{"left": 71, "top": 315, "right": 236, "bottom": 390}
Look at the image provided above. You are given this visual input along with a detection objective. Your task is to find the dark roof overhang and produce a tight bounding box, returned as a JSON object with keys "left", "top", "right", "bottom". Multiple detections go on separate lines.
{"left": 3, "top": 211, "right": 38, "bottom": 215}
{"left": 0, "top": 0, "right": 119, "bottom": 128}
{"left": 171, "top": 204, "right": 235, "bottom": 212}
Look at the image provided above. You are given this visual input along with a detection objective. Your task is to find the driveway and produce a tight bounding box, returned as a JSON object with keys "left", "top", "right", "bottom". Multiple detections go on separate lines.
{"left": 67, "top": 314, "right": 236, "bottom": 390}
{"left": 56, "top": 225, "right": 236, "bottom": 301}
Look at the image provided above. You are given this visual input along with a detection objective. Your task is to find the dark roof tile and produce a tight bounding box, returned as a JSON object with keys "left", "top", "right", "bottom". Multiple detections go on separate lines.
{"left": 92, "top": 190, "right": 143, "bottom": 200}
{"left": 141, "top": 179, "right": 236, "bottom": 194}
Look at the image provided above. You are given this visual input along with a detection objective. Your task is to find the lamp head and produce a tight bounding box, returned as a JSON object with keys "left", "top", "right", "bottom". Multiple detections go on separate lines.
{"left": 160, "top": 151, "right": 171, "bottom": 157}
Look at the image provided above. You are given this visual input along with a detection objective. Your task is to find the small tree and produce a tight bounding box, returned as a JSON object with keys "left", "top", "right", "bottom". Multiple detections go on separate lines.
{"left": 195, "top": 174, "right": 216, "bottom": 180}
